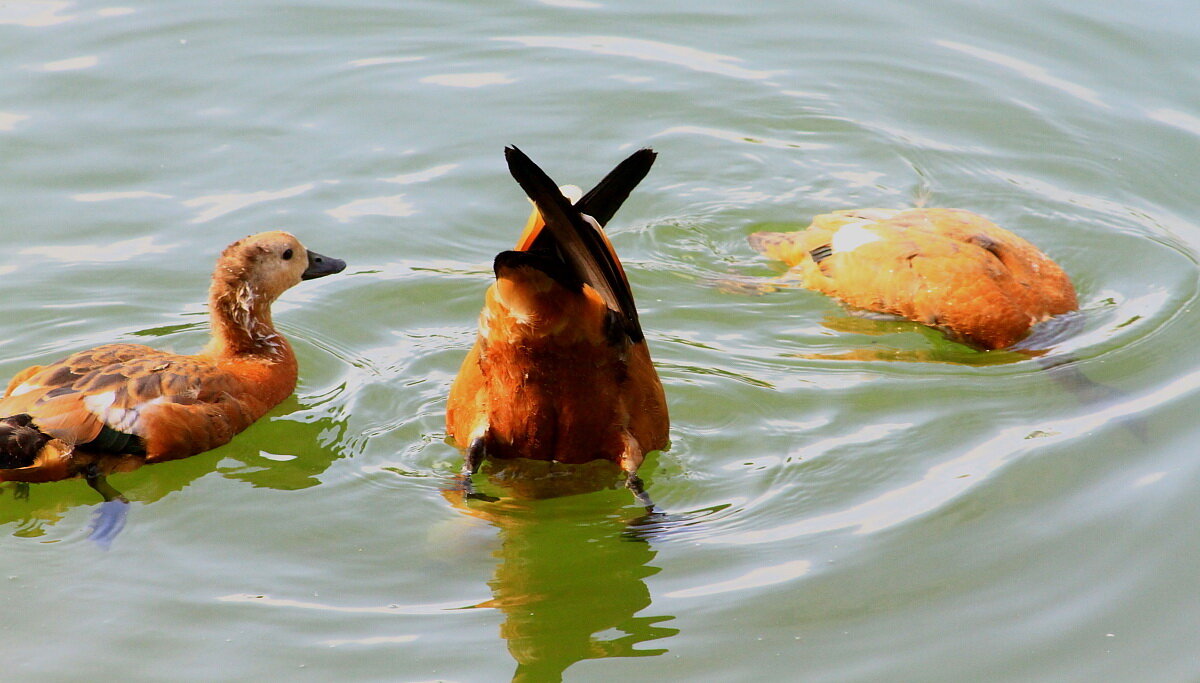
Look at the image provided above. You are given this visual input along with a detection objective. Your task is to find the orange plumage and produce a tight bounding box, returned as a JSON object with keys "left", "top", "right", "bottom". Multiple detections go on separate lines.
{"left": 446, "top": 147, "right": 668, "bottom": 500}
{"left": 0, "top": 231, "right": 345, "bottom": 482}
{"left": 749, "top": 208, "right": 1077, "bottom": 349}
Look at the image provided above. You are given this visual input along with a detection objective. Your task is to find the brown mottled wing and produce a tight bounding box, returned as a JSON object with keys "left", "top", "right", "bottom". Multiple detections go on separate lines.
{"left": 0, "top": 343, "right": 239, "bottom": 453}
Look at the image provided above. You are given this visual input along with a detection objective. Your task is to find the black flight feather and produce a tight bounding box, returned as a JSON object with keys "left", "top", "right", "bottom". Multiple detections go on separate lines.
{"left": 524, "top": 148, "right": 656, "bottom": 254}
{"left": 575, "top": 148, "right": 657, "bottom": 228}
{"left": 504, "top": 145, "right": 646, "bottom": 343}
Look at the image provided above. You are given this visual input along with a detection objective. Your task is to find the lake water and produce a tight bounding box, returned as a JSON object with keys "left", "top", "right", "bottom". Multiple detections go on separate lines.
{"left": 3, "top": 0, "right": 1199, "bottom": 680}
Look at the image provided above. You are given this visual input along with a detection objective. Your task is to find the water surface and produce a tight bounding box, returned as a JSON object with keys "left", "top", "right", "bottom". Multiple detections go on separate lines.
{"left": 2, "top": 1, "right": 1199, "bottom": 680}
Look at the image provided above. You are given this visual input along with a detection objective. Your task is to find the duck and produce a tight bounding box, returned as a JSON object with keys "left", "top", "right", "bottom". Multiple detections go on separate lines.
{"left": 0, "top": 231, "right": 346, "bottom": 484}
{"left": 748, "top": 208, "right": 1077, "bottom": 350}
{"left": 446, "top": 146, "right": 669, "bottom": 504}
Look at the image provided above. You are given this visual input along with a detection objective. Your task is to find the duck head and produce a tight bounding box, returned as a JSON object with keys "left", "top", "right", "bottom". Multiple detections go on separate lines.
{"left": 213, "top": 231, "right": 346, "bottom": 304}
{"left": 205, "top": 231, "right": 346, "bottom": 357}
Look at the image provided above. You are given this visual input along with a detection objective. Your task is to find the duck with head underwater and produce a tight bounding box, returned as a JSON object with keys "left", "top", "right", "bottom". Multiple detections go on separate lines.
{"left": 446, "top": 146, "right": 669, "bottom": 506}
{"left": 0, "top": 231, "right": 346, "bottom": 490}
{"left": 749, "top": 207, "right": 1078, "bottom": 350}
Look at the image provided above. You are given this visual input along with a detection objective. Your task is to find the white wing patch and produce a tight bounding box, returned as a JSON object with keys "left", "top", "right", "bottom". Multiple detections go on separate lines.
{"left": 831, "top": 220, "right": 882, "bottom": 255}
{"left": 83, "top": 390, "right": 166, "bottom": 436}
{"left": 10, "top": 382, "right": 38, "bottom": 397}
{"left": 82, "top": 391, "right": 116, "bottom": 413}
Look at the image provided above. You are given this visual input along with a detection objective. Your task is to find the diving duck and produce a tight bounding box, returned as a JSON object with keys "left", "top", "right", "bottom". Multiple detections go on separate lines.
{"left": 0, "top": 231, "right": 345, "bottom": 483}
{"left": 446, "top": 147, "right": 669, "bottom": 504}
{"left": 749, "top": 208, "right": 1077, "bottom": 349}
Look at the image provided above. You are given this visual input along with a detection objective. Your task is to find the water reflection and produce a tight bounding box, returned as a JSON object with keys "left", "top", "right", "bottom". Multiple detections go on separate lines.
{"left": 0, "top": 394, "right": 347, "bottom": 543}
{"left": 445, "top": 478, "right": 678, "bottom": 682}
{"left": 718, "top": 272, "right": 1086, "bottom": 365}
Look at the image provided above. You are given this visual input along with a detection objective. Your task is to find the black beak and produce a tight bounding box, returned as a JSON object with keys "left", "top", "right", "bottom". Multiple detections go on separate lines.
{"left": 301, "top": 250, "right": 346, "bottom": 280}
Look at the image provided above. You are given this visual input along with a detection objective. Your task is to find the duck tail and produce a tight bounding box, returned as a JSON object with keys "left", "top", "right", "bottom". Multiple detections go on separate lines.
{"left": 0, "top": 414, "right": 71, "bottom": 480}
{"left": 505, "top": 145, "right": 648, "bottom": 343}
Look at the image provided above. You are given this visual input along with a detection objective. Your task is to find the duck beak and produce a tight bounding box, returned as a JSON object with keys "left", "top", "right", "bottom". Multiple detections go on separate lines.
{"left": 301, "top": 250, "right": 347, "bottom": 280}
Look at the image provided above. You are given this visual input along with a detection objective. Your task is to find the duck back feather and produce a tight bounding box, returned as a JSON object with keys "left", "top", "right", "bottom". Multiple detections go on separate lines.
{"left": 750, "top": 208, "right": 1077, "bottom": 349}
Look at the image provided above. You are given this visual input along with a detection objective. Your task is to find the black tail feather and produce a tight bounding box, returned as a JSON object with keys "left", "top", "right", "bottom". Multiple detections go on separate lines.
{"left": 504, "top": 146, "right": 648, "bottom": 343}
{"left": 524, "top": 149, "right": 657, "bottom": 255}
{"left": 575, "top": 148, "right": 657, "bottom": 228}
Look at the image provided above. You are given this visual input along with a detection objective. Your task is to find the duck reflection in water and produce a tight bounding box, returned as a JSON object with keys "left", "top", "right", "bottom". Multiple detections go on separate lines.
{"left": 0, "top": 393, "right": 349, "bottom": 547}
{"left": 444, "top": 472, "right": 679, "bottom": 682}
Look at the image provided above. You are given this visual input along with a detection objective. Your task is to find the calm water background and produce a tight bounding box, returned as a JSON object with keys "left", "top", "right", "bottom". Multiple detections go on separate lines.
{"left": 2, "top": 0, "right": 1199, "bottom": 680}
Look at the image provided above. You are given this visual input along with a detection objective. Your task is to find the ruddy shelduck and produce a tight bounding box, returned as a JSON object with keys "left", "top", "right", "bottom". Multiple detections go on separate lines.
{"left": 0, "top": 231, "right": 345, "bottom": 484}
{"left": 749, "top": 208, "right": 1077, "bottom": 349}
{"left": 446, "top": 147, "right": 668, "bottom": 504}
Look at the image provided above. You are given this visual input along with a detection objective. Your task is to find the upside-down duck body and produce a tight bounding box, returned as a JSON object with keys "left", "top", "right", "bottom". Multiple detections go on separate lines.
{"left": 749, "top": 208, "right": 1077, "bottom": 349}
{"left": 0, "top": 231, "right": 345, "bottom": 482}
{"left": 446, "top": 147, "right": 668, "bottom": 485}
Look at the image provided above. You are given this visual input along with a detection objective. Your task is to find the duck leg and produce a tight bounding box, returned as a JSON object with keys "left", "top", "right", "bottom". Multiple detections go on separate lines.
{"left": 457, "top": 437, "right": 497, "bottom": 502}
{"left": 624, "top": 472, "right": 654, "bottom": 510}
{"left": 1037, "top": 351, "right": 1146, "bottom": 442}
{"left": 619, "top": 433, "right": 654, "bottom": 510}
{"left": 84, "top": 464, "right": 128, "bottom": 549}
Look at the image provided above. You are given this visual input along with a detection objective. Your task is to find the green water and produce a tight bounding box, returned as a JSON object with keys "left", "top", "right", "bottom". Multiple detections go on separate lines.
{"left": 3, "top": 0, "right": 1200, "bottom": 680}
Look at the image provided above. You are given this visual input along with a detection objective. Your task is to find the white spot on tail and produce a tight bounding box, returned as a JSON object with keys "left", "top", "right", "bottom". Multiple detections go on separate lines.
{"left": 831, "top": 221, "right": 882, "bottom": 254}
{"left": 525, "top": 184, "right": 582, "bottom": 210}
{"left": 559, "top": 185, "right": 583, "bottom": 203}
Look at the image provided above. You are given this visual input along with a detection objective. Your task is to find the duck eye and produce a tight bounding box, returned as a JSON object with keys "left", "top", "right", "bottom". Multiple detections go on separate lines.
{"left": 282, "top": 248, "right": 294, "bottom": 260}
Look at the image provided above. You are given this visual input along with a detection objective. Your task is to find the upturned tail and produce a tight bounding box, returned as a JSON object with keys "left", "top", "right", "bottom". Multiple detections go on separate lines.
{"left": 504, "top": 145, "right": 651, "bottom": 343}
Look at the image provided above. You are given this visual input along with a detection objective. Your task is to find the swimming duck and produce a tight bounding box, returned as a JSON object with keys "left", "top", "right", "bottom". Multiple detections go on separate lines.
{"left": 748, "top": 208, "right": 1077, "bottom": 349}
{"left": 0, "top": 231, "right": 345, "bottom": 483}
{"left": 446, "top": 147, "right": 669, "bottom": 504}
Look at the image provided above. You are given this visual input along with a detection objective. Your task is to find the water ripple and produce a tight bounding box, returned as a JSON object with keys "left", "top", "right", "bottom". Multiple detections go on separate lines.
{"left": 936, "top": 40, "right": 1108, "bottom": 109}
{"left": 0, "top": 112, "right": 30, "bottom": 131}
{"left": 420, "top": 72, "right": 516, "bottom": 88}
{"left": 498, "top": 35, "right": 776, "bottom": 81}
{"left": 326, "top": 195, "right": 415, "bottom": 223}
{"left": 31, "top": 55, "right": 97, "bottom": 72}
{"left": 0, "top": 1, "right": 75, "bottom": 27}
{"left": 182, "top": 183, "right": 317, "bottom": 224}
{"left": 704, "top": 365, "right": 1200, "bottom": 546}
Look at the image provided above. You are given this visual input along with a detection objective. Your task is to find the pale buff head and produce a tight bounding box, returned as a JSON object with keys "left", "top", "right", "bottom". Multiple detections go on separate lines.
{"left": 207, "top": 231, "right": 345, "bottom": 355}
{"left": 212, "top": 231, "right": 344, "bottom": 304}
